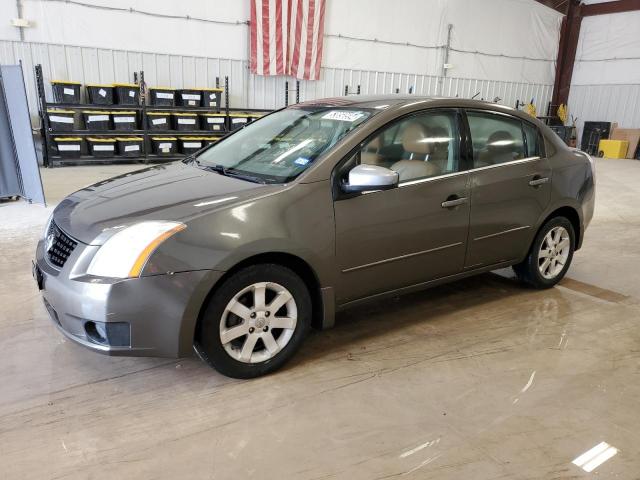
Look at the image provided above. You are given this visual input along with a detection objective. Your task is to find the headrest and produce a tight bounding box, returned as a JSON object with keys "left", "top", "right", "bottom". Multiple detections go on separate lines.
{"left": 487, "top": 130, "right": 515, "bottom": 152}
{"left": 365, "top": 135, "right": 382, "bottom": 151}
{"left": 429, "top": 126, "right": 451, "bottom": 152}
{"left": 402, "top": 122, "right": 433, "bottom": 155}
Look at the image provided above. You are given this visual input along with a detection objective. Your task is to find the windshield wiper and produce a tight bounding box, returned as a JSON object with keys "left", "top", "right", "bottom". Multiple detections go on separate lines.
{"left": 203, "top": 164, "right": 265, "bottom": 184}
{"left": 206, "top": 164, "right": 226, "bottom": 174}
{"left": 225, "top": 168, "right": 267, "bottom": 184}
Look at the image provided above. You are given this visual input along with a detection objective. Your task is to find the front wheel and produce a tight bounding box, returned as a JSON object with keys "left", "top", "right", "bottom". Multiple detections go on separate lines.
{"left": 513, "top": 216, "right": 575, "bottom": 289}
{"left": 195, "top": 264, "right": 311, "bottom": 378}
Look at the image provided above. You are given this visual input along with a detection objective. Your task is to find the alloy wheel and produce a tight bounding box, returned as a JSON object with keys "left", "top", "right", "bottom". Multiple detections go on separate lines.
{"left": 538, "top": 226, "right": 571, "bottom": 280}
{"left": 219, "top": 282, "right": 298, "bottom": 364}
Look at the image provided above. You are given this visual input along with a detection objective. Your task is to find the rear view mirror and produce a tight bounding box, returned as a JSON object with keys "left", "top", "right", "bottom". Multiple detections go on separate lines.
{"left": 342, "top": 164, "right": 399, "bottom": 193}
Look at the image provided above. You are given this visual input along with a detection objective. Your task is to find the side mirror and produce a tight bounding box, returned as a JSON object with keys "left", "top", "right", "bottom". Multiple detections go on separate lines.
{"left": 342, "top": 164, "right": 399, "bottom": 193}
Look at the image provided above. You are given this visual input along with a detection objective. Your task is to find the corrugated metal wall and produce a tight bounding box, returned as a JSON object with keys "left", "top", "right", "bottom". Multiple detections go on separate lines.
{"left": 0, "top": 40, "right": 248, "bottom": 123}
{"left": 0, "top": 40, "right": 553, "bottom": 124}
{"left": 285, "top": 72, "right": 553, "bottom": 114}
{"left": 569, "top": 84, "right": 640, "bottom": 140}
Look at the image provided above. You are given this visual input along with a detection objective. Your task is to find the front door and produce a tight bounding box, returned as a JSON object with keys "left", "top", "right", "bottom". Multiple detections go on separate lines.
{"left": 464, "top": 110, "right": 551, "bottom": 268}
{"left": 333, "top": 109, "right": 471, "bottom": 304}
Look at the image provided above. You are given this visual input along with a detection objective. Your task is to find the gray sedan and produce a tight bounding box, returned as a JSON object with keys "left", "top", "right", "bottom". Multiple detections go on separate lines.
{"left": 33, "top": 96, "right": 595, "bottom": 378}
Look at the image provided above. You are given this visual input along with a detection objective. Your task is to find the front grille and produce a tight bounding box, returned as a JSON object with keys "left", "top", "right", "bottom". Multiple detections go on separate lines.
{"left": 46, "top": 221, "right": 78, "bottom": 268}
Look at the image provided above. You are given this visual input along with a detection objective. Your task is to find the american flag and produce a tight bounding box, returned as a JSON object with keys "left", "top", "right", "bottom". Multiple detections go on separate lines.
{"left": 250, "top": 0, "right": 326, "bottom": 81}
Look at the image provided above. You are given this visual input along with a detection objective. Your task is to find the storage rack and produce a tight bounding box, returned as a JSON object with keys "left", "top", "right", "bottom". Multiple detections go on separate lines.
{"left": 35, "top": 65, "right": 272, "bottom": 167}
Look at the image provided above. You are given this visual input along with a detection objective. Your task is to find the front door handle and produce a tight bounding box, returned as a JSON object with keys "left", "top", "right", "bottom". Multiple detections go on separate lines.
{"left": 529, "top": 176, "right": 549, "bottom": 187}
{"left": 441, "top": 195, "right": 468, "bottom": 209}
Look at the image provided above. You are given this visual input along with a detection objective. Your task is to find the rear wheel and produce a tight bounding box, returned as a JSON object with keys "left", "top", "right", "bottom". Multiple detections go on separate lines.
{"left": 195, "top": 264, "right": 311, "bottom": 378}
{"left": 513, "top": 216, "right": 575, "bottom": 289}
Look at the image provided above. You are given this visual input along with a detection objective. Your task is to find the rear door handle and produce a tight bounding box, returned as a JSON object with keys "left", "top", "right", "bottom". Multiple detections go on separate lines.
{"left": 529, "top": 176, "right": 549, "bottom": 187}
{"left": 441, "top": 196, "right": 468, "bottom": 208}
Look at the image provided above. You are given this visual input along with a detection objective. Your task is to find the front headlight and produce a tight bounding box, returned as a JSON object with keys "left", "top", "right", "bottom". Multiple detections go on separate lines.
{"left": 87, "top": 221, "right": 186, "bottom": 278}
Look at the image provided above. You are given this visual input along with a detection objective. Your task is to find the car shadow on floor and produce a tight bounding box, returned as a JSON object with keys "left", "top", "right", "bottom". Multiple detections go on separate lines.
{"left": 287, "top": 271, "right": 570, "bottom": 369}
{"left": 43, "top": 270, "right": 571, "bottom": 384}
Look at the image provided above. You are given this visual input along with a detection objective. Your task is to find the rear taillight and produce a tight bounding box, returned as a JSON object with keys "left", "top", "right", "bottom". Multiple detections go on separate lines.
{"left": 571, "top": 148, "right": 596, "bottom": 185}
{"left": 585, "top": 152, "right": 596, "bottom": 184}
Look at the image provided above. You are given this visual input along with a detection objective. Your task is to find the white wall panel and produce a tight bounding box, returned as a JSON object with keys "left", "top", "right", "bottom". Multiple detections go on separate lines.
{"left": 0, "top": 1, "right": 20, "bottom": 41}
{"left": 568, "top": 11, "right": 640, "bottom": 140}
{"left": 17, "top": 0, "right": 249, "bottom": 61}
{"left": 323, "top": 0, "right": 561, "bottom": 84}
{"left": 572, "top": 11, "right": 640, "bottom": 85}
{"left": 569, "top": 84, "right": 640, "bottom": 140}
{"left": 2, "top": 0, "right": 561, "bottom": 86}
{"left": 0, "top": 39, "right": 552, "bottom": 126}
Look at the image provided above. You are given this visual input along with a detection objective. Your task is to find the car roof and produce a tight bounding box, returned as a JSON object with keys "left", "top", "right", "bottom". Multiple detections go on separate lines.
{"left": 294, "top": 94, "right": 423, "bottom": 109}
{"left": 294, "top": 94, "right": 522, "bottom": 114}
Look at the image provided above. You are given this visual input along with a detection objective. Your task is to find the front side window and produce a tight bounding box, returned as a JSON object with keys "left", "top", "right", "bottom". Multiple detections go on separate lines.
{"left": 356, "top": 111, "right": 461, "bottom": 182}
{"left": 195, "top": 107, "right": 373, "bottom": 183}
{"left": 467, "top": 111, "right": 525, "bottom": 168}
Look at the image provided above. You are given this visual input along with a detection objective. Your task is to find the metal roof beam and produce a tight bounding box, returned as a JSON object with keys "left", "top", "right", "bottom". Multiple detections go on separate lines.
{"left": 582, "top": 0, "right": 640, "bottom": 16}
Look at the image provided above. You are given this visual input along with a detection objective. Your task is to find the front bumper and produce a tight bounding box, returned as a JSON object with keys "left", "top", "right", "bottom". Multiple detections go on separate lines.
{"left": 34, "top": 238, "right": 223, "bottom": 358}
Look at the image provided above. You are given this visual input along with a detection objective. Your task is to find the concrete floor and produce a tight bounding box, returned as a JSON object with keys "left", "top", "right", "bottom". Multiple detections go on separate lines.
{"left": 1, "top": 159, "right": 640, "bottom": 479}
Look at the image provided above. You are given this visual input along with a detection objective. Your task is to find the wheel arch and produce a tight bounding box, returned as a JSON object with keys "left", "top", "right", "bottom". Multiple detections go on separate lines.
{"left": 517, "top": 204, "right": 583, "bottom": 266}
{"left": 192, "top": 252, "right": 326, "bottom": 347}
{"left": 539, "top": 205, "right": 582, "bottom": 250}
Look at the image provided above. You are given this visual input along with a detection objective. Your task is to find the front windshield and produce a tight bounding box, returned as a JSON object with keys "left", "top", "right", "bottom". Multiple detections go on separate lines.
{"left": 194, "top": 107, "right": 373, "bottom": 183}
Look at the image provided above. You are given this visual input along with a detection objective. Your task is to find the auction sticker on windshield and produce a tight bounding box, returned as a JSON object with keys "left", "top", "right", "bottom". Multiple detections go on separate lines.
{"left": 294, "top": 157, "right": 311, "bottom": 166}
{"left": 322, "top": 110, "right": 365, "bottom": 122}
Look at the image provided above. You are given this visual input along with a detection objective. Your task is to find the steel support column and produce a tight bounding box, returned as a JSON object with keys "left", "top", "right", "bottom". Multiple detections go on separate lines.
{"left": 551, "top": 0, "right": 582, "bottom": 107}
{"left": 551, "top": 0, "right": 640, "bottom": 107}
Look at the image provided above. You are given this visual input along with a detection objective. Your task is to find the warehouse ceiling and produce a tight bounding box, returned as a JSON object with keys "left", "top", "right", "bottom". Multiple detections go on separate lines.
{"left": 534, "top": 0, "right": 574, "bottom": 14}
{"left": 533, "top": 0, "right": 625, "bottom": 15}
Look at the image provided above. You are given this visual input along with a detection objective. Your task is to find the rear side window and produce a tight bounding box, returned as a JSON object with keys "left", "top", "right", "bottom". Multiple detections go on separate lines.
{"left": 467, "top": 111, "right": 525, "bottom": 168}
{"left": 523, "top": 122, "right": 541, "bottom": 157}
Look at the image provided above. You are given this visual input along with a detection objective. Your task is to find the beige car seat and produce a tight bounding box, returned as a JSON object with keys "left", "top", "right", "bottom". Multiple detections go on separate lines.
{"left": 477, "top": 130, "right": 520, "bottom": 167}
{"left": 391, "top": 122, "right": 442, "bottom": 181}
{"left": 360, "top": 135, "right": 385, "bottom": 166}
{"left": 428, "top": 126, "right": 451, "bottom": 172}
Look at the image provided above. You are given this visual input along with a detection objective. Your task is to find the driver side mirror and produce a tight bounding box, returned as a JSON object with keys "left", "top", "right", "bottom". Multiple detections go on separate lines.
{"left": 342, "top": 164, "right": 399, "bottom": 193}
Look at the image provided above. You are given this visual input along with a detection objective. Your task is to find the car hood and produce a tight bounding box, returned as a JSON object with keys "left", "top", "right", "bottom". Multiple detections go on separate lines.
{"left": 53, "top": 162, "right": 281, "bottom": 245}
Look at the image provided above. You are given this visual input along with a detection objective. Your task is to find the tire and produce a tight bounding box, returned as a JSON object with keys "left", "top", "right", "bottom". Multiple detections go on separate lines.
{"left": 513, "top": 216, "right": 575, "bottom": 289}
{"left": 195, "top": 264, "right": 311, "bottom": 379}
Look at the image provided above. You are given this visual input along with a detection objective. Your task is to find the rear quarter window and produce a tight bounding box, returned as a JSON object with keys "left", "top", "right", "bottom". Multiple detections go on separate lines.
{"left": 523, "top": 122, "right": 541, "bottom": 157}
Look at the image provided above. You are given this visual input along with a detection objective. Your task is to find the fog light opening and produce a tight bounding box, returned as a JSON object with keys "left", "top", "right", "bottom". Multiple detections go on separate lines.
{"left": 83, "top": 321, "right": 131, "bottom": 347}
{"left": 85, "top": 321, "right": 108, "bottom": 345}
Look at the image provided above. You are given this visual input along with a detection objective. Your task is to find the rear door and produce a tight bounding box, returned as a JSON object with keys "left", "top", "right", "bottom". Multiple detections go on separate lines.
{"left": 464, "top": 110, "right": 551, "bottom": 269}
